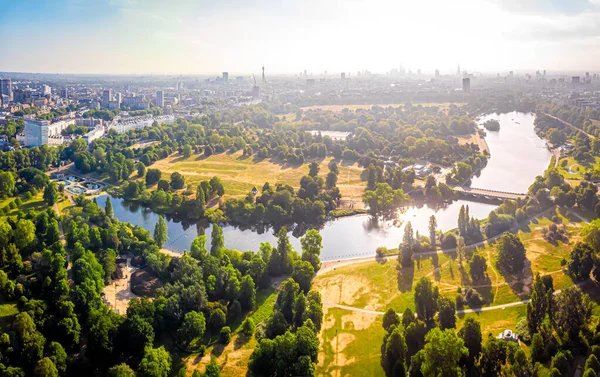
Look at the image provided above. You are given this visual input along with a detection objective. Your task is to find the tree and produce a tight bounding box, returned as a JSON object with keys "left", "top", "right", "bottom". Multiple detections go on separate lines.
{"left": 120, "top": 315, "right": 155, "bottom": 356}
{"left": 43, "top": 182, "right": 58, "bottom": 206}
{"left": 204, "top": 361, "right": 220, "bottom": 377}
{"left": 269, "top": 227, "right": 293, "bottom": 276}
{"left": 178, "top": 311, "right": 206, "bottom": 346}
{"left": 419, "top": 328, "right": 467, "bottom": 377}
{"left": 458, "top": 317, "right": 482, "bottom": 365}
{"left": 428, "top": 215, "right": 437, "bottom": 250}
{"left": 531, "top": 333, "right": 546, "bottom": 362}
{"left": 456, "top": 236, "right": 465, "bottom": 268}
{"left": 105, "top": 196, "right": 114, "bottom": 219}
{"left": 208, "top": 309, "right": 226, "bottom": 334}
{"left": 414, "top": 277, "right": 439, "bottom": 324}
{"left": 527, "top": 273, "right": 553, "bottom": 336}
{"left": 182, "top": 144, "right": 193, "bottom": 158}
{"left": 146, "top": 169, "right": 162, "bottom": 185}
{"left": 326, "top": 171, "right": 338, "bottom": 189}
{"left": 382, "top": 308, "right": 399, "bottom": 331}
{"left": 303, "top": 291, "right": 323, "bottom": 331}
{"left": 496, "top": 232, "right": 526, "bottom": 274}
{"left": 137, "top": 346, "right": 171, "bottom": 377}
{"left": 34, "top": 358, "right": 58, "bottom": 377}
{"left": 277, "top": 278, "right": 300, "bottom": 323}
{"left": 190, "top": 235, "right": 208, "bottom": 261}
{"left": 0, "top": 171, "right": 15, "bottom": 198}
{"left": 585, "top": 355, "right": 600, "bottom": 373}
{"left": 308, "top": 162, "right": 319, "bottom": 177}
{"left": 108, "top": 363, "right": 136, "bottom": 377}
{"left": 301, "top": 229, "right": 322, "bottom": 272}
{"left": 363, "top": 183, "right": 407, "bottom": 219}
{"left": 554, "top": 286, "right": 593, "bottom": 342}
{"left": 568, "top": 242, "right": 594, "bottom": 281}
{"left": 170, "top": 172, "right": 185, "bottom": 190}
{"left": 209, "top": 176, "right": 224, "bottom": 197}
{"left": 210, "top": 224, "right": 224, "bottom": 257}
{"left": 137, "top": 162, "right": 146, "bottom": 177}
{"left": 47, "top": 342, "right": 67, "bottom": 375}
{"left": 292, "top": 260, "right": 315, "bottom": 293}
{"left": 219, "top": 326, "right": 232, "bottom": 344}
{"left": 239, "top": 275, "right": 256, "bottom": 311}
{"left": 204, "top": 145, "right": 213, "bottom": 157}
{"left": 469, "top": 253, "right": 487, "bottom": 281}
{"left": 241, "top": 318, "right": 256, "bottom": 337}
{"left": 437, "top": 297, "right": 456, "bottom": 329}
{"left": 153, "top": 216, "right": 168, "bottom": 248}
{"left": 381, "top": 325, "right": 407, "bottom": 377}
{"left": 400, "top": 221, "right": 414, "bottom": 267}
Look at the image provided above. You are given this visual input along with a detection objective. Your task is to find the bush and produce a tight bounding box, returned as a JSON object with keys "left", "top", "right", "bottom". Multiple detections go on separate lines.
{"left": 376, "top": 247, "right": 388, "bottom": 258}
{"left": 219, "top": 326, "right": 232, "bottom": 344}
{"left": 585, "top": 354, "right": 600, "bottom": 373}
{"left": 441, "top": 234, "right": 457, "bottom": 249}
{"left": 455, "top": 295, "right": 465, "bottom": 310}
{"left": 241, "top": 318, "right": 255, "bottom": 337}
{"left": 550, "top": 352, "right": 569, "bottom": 374}
{"left": 515, "top": 318, "right": 531, "bottom": 343}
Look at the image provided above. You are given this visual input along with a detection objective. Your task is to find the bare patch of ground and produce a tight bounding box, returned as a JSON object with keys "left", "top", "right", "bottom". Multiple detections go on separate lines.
{"left": 341, "top": 312, "right": 378, "bottom": 331}
{"left": 102, "top": 258, "right": 138, "bottom": 314}
{"left": 316, "top": 276, "right": 371, "bottom": 306}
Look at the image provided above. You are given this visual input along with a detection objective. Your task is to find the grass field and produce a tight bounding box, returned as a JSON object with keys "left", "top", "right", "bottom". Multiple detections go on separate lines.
{"left": 313, "top": 208, "right": 587, "bottom": 375}
{"left": 185, "top": 288, "right": 277, "bottom": 376}
{"left": 150, "top": 151, "right": 366, "bottom": 199}
{"left": 557, "top": 156, "right": 600, "bottom": 180}
{"left": 300, "top": 103, "right": 465, "bottom": 113}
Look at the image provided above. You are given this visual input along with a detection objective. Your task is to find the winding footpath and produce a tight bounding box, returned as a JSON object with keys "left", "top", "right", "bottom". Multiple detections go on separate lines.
{"left": 319, "top": 206, "right": 591, "bottom": 316}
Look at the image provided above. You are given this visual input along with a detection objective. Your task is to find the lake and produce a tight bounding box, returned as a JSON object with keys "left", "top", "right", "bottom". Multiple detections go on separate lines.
{"left": 471, "top": 112, "right": 552, "bottom": 193}
{"left": 95, "top": 195, "right": 495, "bottom": 260}
{"left": 96, "top": 111, "right": 549, "bottom": 260}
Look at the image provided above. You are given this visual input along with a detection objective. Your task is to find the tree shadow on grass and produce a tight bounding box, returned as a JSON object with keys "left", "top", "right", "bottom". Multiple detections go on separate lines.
{"left": 340, "top": 159, "right": 359, "bottom": 167}
{"left": 233, "top": 334, "right": 250, "bottom": 350}
{"left": 472, "top": 275, "right": 494, "bottom": 304}
{"left": 397, "top": 265, "right": 414, "bottom": 293}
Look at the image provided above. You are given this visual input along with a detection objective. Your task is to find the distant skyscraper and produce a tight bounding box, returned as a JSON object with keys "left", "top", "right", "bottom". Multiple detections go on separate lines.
{"left": 156, "top": 90, "right": 164, "bottom": 107}
{"left": 435, "top": 69, "right": 440, "bottom": 77}
{"left": 102, "top": 90, "right": 112, "bottom": 107}
{"left": 457, "top": 64, "right": 461, "bottom": 77}
{"left": 223, "top": 72, "right": 229, "bottom": 82}
{"left": 572, "top": 76, "right": 581, "bottom": 85}
{"left": 116, "top": 92, "right": 122, "bottom": 105}
{"left": 177, "top": 81, "right": 184, "bottom": 92}
{"left": 60, "top": 88, "right": 68, "bottom": 98}
{"left": 462, "top": 78, "right": 470, "bottom": 92}
{"left": 0, "top": 78, "right": 12, "bottom": 103}
{"left": 262, "top": 66, "right": 266, "bottom": 84}
{"left": 341, "top": 72, "right": 346, "bottom": 80}
{"left": 41, "top": 84, "right": 51, "bottom": 96}
{"left": 252, "top": 85, "right": 260, "bottom": 98}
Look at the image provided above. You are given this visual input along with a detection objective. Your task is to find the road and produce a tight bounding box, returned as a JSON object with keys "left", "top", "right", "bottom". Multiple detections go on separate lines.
{"left": 542, "top": 113, "right": 595, "bottom": 139}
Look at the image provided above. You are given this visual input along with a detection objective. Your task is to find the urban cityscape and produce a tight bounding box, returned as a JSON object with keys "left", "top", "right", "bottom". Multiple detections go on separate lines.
{"left": 2, "top": 0, "right": 600, "bottom": 377}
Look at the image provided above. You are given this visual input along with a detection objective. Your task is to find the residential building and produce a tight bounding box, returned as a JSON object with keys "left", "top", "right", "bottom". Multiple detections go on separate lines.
{"left": 111, "top": 114, "right": 175, "bottom": 133}
{"left": 41, "top": 84, "right": 51, "bottom": 96}
{"left": 24, "top": 117, "right": 71, "bottom": 146}
{"left": 102, "top": 89, "right": 112, "bottom": 107}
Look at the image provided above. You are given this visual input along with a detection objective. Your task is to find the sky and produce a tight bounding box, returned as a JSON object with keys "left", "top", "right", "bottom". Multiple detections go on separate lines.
{"left": 1, "top": 0, "right": 599, "bottom": 75}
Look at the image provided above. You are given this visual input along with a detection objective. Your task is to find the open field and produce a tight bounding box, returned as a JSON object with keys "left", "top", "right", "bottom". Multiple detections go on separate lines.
{"left": 150, "top": 150, "right": 366, "bottom": 198}
{"left": 313, "top": 208, "right": 588, "bottom": 375}
{"left": 185, "top": 289, "right": 277, "bottom": 376}
{"left": 300, "top": 102, "right": 465, "bottom": 113}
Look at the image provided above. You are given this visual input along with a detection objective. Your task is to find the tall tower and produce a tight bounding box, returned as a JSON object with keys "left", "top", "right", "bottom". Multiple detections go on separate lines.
{"left": 457, "top": 64, "right": 461, "bottom": 77}
{"left": 262, "top": 66, "right": 266, "bottom": 85}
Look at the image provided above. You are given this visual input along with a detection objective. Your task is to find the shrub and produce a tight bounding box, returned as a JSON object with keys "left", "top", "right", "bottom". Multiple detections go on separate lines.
{"left": 376, "top": 247, "right": 388, "bottom": 258}
{"left": 515, "top": 318, "right": 531, "bottom": 343}
{"left": 219, "top": 326, "right": 232, "bottom": 344}
{"left": 441, "top": 234, "right": 457, "bottom": 249}
{"left": 241, "top": 318, "right": 255, "bottom": 337}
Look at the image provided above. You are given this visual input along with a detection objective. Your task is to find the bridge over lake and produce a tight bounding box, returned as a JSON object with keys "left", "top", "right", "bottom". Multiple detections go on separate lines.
{"left": 452, "top": 186, "right": 528, "bottom": 200}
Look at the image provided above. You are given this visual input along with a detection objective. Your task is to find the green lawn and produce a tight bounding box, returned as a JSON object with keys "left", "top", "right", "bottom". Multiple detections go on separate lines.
{"left": 150, "top": 151, "right": 365, "bottom": 199}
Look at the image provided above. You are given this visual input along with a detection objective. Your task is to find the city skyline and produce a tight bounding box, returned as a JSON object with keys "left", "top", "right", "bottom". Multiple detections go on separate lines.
{"left": 1, "top": 0, "right": 600, "bottom": 75}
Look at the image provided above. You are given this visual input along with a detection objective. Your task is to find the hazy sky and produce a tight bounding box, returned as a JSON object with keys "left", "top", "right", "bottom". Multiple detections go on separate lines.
{"left": 1, "top": 0, "right": 599, "bottom": 75}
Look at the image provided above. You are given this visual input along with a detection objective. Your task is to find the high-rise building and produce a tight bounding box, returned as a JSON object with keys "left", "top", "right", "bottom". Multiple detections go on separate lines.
{"left": 435, "top": 69, "right": 440, "bottom": 77}
{"left": 572, "top": 76, "right": 581, "bottom": 85}
{"left": 462, "top": 78, "right": 471, "bottom": 92}
{"left": 252, "top": 85, "right": 260, "bottom": 98}
{"left": 222, "top": 72, "right": 229, "bottom": 82}
{"left": 60, "top": 88, "right": 69, "bottom": 98}
{"left": 41, "top": 84, "right": 51, "bottom": 96}
{"left": 156, "top": 90, "right": 164, "bottom": 107}
{"left": 116, "top": 92, "right": 122, "bottom": 105}
{"left": 102, "top": 90, "right": 112, "bottom": 107}
{"left": 177, "top": 81, "right": 184, "bottom": 92}
{"left": 0, "top": 78, "right": 13, "bottom": 102}
{"left": 341, "top": 72, "right": 346, "bottom": 80}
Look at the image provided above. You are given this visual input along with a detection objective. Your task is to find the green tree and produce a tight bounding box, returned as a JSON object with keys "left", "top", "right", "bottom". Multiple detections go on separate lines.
{"left": 47, "top": 342, "right": 67, "bottom": 375}
{"left": 277, "top": 278, "right": 300, "bottom": 323}
{"left": 210, "top": 224, "right": 224, "bottom": 257}
{"left": 190, "top": 235, "right": 208, "bottom": 261}
{"left": 241, "top": 317, "right": 256, "bottom": 337}
{"left": 105, "top": 196, "right": 114, "bottom": 219}
{"left": 418, "top": 328, "right": 467, "bottom": 377}
{"left": 43, "top": 182, "right": 58, "bottom": 206}
{"left": 178, "top": 311, "right": 206, "bottom": 346}
{"left": 239, "top": 275, "right": 256, "bottom": 311}
{"left": 137, "top": 162, "right": 146, "bottom": 177}
{"left": 0, "top": 171, "right": 15, "bottom": 198}
{"left": 469, "top": 253, "right": 487, "bottom": 281}
{"left": 527, "top": 273, "right": 553, "bottom": 335}
{"left": 381, "top": 325, "right": 407, "bottom": 377}
{"left": 437, "top": 297, "right": 456, "bottom": 330}
{"left": 120, "top": 315, "right": 155, "bottom": 356}
{"left": 300, "top": 229, "right": 322, "bottom": 272}
{"left": 268, "top": 227, "right": 293, "bottom": 276}
{"left": 145, "top": 169, "right": 162, "bottom": 185}
{"left": 400, "top": 221, "right": 414, "bottom": 267}
{"left": 496, "top": 232, "right": 526, "bottom": 274}
{"left": 108, "top": 363, "right": 135, "bottom": 377}
{"left": 308, "top": 162, "right": 319, "bottom": 177}
{"left": 137, "top": 346, "right": 171, "bottom": 377}
{"left": 382, "top": 308, "right": 399, "bottom": 331}
{"left": 170, "top": 172, "right": 185, "bottom": 190}
{"left": 554, "top": 286, "right": 593, "bottom": 342}
{"left": 204, "top": 361, "right": 220, "bottom": 377}
{"left": 458, "top": 317, "right": 482, "bottom": 365}
{"left": 568, "top": 242, "right": 595, "bottom": 281}
{"left": 292, "top": 260, "right": 315, "bottom": 293}
{"left": 414, "top": 277, "right": 439, "bottom": 324}
{"left": 34, "top": 357, "right": 58, "bottom": 377}
{"left": 153, "top": 216, "right": 168, "bottom": 248}
{"left": 428, "top": 215, "right": 437, "bottom": 250}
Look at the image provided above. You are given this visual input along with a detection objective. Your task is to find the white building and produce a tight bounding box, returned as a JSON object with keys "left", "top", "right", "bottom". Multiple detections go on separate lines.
{"left": 110, "top": 114, "right": 175, "bottom": 134}
{"left": 82, "top": 125, "right": 105, "bottom": 144}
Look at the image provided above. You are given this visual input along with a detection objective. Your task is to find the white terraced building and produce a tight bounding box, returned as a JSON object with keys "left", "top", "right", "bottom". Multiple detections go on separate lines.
{"left": 110, "top": 114, "right": 175, "bottom": 134}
